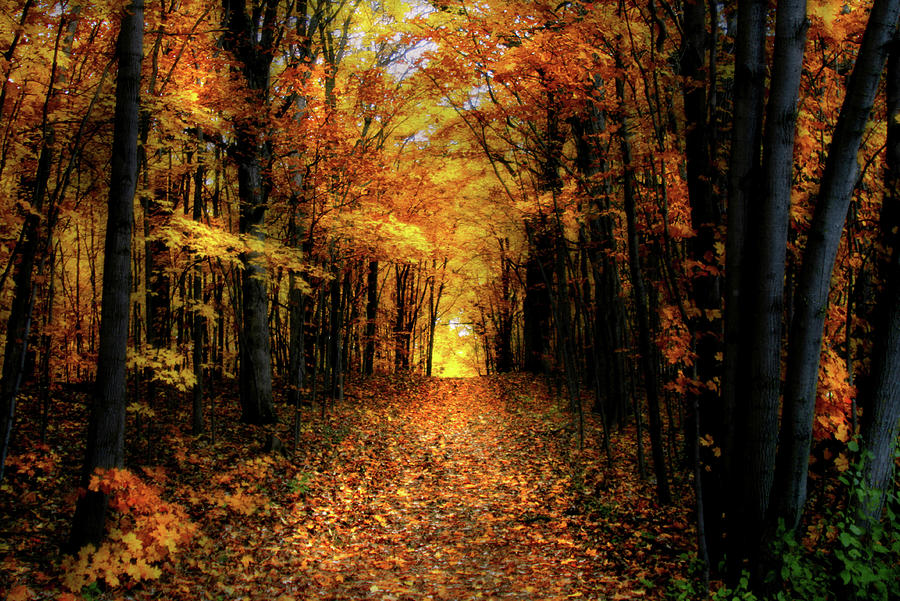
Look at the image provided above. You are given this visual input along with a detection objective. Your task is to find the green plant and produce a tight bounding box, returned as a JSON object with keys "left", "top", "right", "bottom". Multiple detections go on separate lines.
{"left": 711, "top": 572, "right": 758, "bottom": 601}
{"left": 287, "top": 472, "right": 312, "bottom": 495}
{"left": 667, "top": 444, "right": 899, "bottom": 601}
{"left": 828, "top": 442, "right": 900, "bottom": 601}
{"left": 80, "top": 582, "right": 102, "bottom": 601}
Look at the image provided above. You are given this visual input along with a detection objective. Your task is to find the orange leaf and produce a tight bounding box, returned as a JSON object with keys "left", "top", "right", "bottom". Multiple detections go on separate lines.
{"left": 8, "top": 585, "right": 33, "bottom": 601}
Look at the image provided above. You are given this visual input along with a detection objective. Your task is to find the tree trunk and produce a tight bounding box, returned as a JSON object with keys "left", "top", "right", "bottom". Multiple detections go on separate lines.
{"left": 223, "top": 0, "right": 281, "bottom": 425}
{"left": 328, "top": 270, "right": 343, "bottom": 399}
{"left": 237, "top": 173, "right": 276, "bottom": 424}
{"left": 680, "top": 0, "right": 720, "bottom": 575}
{"left": 494, "top": 240, "right": 514, "bottom": 373}
{"left": 730, "top": 0, "right": 807, "bottom": 577}
{"left": 0, "top": 145, "right": 50, "bottom": 482}
{"left": 849, "top": 24, "right": 900, "bottom": 531}
{"left": 363, "top": 259, "right": 378, "bottom": 375}
{"left": 774, "top": 0, "right": 900, "bottom": 532}
{"left": 0, "top": 7, "right": 75, "bottom": 480}
{"left": 522, "top": 217, "right": 553, "bottom": 374}
{"left": 68, "top": 0, "right": 143, "bottom": 550}
{"left": 191, "top": 163, "right": 205, "bottom": 435}
{"left": 720, "top": 0, "right": 766, "bottom": 569}
{"left": 616, "top": 71, "right": 670, "bottom": 505}
{"left": 571, "top": 95, "right": 628, "bottom": 428}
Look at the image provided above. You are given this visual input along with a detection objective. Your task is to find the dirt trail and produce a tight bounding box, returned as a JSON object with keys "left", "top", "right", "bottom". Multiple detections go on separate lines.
{"left": 273, "top": 377, "right": 600, "bottom": 600}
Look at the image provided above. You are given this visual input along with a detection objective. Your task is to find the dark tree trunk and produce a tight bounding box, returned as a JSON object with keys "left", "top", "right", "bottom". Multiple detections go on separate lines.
{"left": 425, "top": 259, "right": 445, "bottom": 377}
{"left": 721, "top": 0, "right": 766, "bottom": 570}
{"left": 363, "top": 259, "right": 378, "bottom": 375}
{"left": 774, "top": 0, "right": 900, "bottom": 532}
{"left": 848, "top": 23, "right": 900, "bottom": 532}
{"left": 288, "top": 270, "right": 306, "bottom": 405}
{"left": 0, "top": 144, "right": 50, "bottom": 482}
{"left": 854, "top": 91, "right": 900, "bottom": 522}
{"left": 143, "top": 188, "right": 171, "bottom": 347}
{"left": 237, "top": 185, "right": 276, "bottom": 424}
{"left": 394, "top": 264, "right": 410, "bottom": 370}
{"left": 680, "top": 0, "right": 720, "bottom": 575}
{"left": 68, "top": 0, "right": 143, "bottom": 551}
{"left": 191, "top": 163, "right": 205, "bottom": 435}
{"left": 571, "top": 94, "right": 628, "bottom": 428}
{"left": 729, "top": 0, "right": 807, "bottom": 577}
{"left": 328, "top": 270, "right": 343, "bottom": 399}
{"left": 616, "top": 71, "right": 670, "bottom": 505}
{"left": 0, "top": 8, "right": 74, "bottom": 480}
{"left": 223, "top": 0, "right": 281, "bottom": 425}
{"left": 494, "top": 240, "right": 514, "bottom": 373}
{"left": 522, "top": 217, "right": 553, "bottom": 374}
{"left": 287, "top": 175, "right": 307, "bottom": 408}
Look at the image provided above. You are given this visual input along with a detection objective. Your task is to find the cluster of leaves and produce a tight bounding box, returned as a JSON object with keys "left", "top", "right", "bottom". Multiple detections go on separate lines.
{"left": 60, "top": 468, "right": 197, "bottom": 592}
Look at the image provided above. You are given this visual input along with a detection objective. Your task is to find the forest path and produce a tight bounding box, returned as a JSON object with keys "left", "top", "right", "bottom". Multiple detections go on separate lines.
{"left": 268, "top": 377, "right": 605, "bottom": 600}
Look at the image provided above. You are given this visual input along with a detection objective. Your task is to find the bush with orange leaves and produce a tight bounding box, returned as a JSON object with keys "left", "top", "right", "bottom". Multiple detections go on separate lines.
{"left": 61, "top": 468, "right": 196, "bottom": 591}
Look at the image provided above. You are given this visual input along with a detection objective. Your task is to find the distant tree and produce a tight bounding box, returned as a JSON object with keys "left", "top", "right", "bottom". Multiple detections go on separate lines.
{"left": 221, "top": 0, "right": 282, "bottom": 424}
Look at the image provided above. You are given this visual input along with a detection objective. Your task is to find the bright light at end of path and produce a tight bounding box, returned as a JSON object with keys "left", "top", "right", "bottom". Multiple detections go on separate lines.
{"left": 430, "top": 315, "right": 479, "bottom": 378}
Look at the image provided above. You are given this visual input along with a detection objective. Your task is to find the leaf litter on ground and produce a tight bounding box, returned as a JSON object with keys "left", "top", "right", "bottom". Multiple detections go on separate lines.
{"left": 1, "top": 374, "right": 697, "bottom": 600}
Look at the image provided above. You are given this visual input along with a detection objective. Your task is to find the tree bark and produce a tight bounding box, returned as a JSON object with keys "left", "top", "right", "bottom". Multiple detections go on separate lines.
{"left": 731, "top": 0, "right": 807, "bottom": 576}
{"left": 223, "top": 0, "right": 281, "bottom": 424}
{"left": 849, "top": 25, "right": 900, "bottom": 531}
{"left": 68, "top": 0, "right": 143, "bottom": 550}
{"left": 571, "top": 93, "right": 628, "bottom": 428}
{"left": 363, "top": 259, "right": 378, "bottom": 375}
{"left": 0, "top": 7, "right": 76, "bottom": 480}
{"left": 522, "top": 217, "right": 553, "bottom": 374}
{"left": 721, "top": 0, "right": 766, "bottom": 569}
{"left": 191, "top": 163, "right": 205, "bottom": 435}
{"left": 680, "top": 0, "right": 721, "bottom": 574}
{"left": 616, "top": 70, "right": 670, "bottom": 505}
{"left": 774, "top": 0, "right": 900, "bottom": 532}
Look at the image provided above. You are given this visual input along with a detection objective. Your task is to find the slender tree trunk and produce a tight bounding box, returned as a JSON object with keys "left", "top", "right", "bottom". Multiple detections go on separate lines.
{"left": 846, "top": 25, "right": 900, "bottom": 532}
{"left": 328, "top": 270, "right": 343, "bottom": 399}
{"left": 616, "top": 71, "right": 670, "bottom": 505}
{"left": 495, "top": 241, "right": 514, "bottom": 373}
{"left": 0, "top": 8, "right": 75, "bottom": 480}
{"left": 0, "top": 146, "right": 49, "bottom": 482}
{"left": 363, "top": 259, "right": 378, "bottom": 375}
{"left": 425, "top": 260, "right": 445, "bottom": 377}
{"left": 571, "top": 97, "right": 627, "bottom": 428}
{"left": 238, "top": 199, "right": 276, "bottom": 423}
{"left": 680, "top": 0, "right": 725, "bottom": 575}
{"left": 523, "top": 218, "right": 553, "bottom": 374}
{"left": 68, "top": 0, "right": 143, "bottom": 550}
{"left": 721, "top": 0, "right": 766, "bottom": 570}
{"left": 287, "top": 178, "right": 307, "bottom": 409}
{"left": 774, "top": 0, "right": 900, "bottom": 532}
{"left": 191, "top": 163, "right": 205, "bottom": 435}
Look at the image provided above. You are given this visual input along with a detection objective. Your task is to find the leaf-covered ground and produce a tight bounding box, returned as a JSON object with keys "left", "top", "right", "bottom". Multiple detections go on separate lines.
{"left": 2, "top": 375, "right": 697, "bottom": 600}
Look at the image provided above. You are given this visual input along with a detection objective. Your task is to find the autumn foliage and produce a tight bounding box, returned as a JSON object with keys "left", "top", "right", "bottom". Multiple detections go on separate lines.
{"left": 1, "top": 0, "right": 899, "bottom": 599}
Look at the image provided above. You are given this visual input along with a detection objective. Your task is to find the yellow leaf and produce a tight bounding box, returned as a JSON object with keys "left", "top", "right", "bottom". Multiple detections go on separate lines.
{"left": 835, "top": 422, "right": 850, "bottom": 443}
{"left": 835, "top": 453, "right": 850, "bottom": 473}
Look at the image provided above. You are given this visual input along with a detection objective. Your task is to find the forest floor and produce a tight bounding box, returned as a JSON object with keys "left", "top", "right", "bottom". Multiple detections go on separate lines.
{"left": 2, "top": 375, "right": 697, "bottom": 600}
